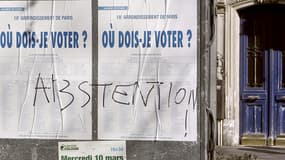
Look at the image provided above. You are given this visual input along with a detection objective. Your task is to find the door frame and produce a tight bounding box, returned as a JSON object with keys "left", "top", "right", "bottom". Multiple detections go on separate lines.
{"left": 220, "top": 1, "right": 285, "bottom": 145}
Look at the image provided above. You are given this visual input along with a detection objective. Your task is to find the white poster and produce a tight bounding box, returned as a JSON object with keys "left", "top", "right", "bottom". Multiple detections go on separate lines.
{"left": 0, "top": 1, "right": 92, "bottom": 139}
{"left": 58, "top": 141, "right": 126, "bottom": 160}
{"left": 98, "top": 0, "right": 197, "bottom": 141}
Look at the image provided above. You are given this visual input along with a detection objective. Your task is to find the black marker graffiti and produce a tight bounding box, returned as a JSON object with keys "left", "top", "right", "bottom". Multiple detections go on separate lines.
{"left": 33, "top": 73, "right": 91, "bottom": 111}
{"left": 59, "top": 80, "right": 74, "bottom": 111}
{"left": 94, "top": 81, "right": 197, "bottom": 110}
{"left": 112, "top": 84, "right": 132, "bottom": 105}
{"left": 184, "top": 109, "right": 189, "bottom": 137}
{"left": 93, "top": 81, "right": 197, "bottom": 137}
{"left": 92, "top": 83, "right": 113, "bottom": 107}
{"left": 78, "top": 81, "right": 91, "bottom": 108}
{"left": 33, "top": 73, "right": 50, "bottom": 106}
{"left": 32, "top": 74, "right": 197, "bottom": 137}
{"left": 175, "top": 88, "right": 187, "bottom": 104}
{"left": 138, "top": 83, "right": 155, "bottom": 107}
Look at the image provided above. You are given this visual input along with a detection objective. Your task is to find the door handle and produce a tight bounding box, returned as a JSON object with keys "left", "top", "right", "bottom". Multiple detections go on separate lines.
{"left": 277, "top": 96, "right": 285, "bottom": 101}
{"left": 247, "top": 96, "right": 260, "bottom": 101}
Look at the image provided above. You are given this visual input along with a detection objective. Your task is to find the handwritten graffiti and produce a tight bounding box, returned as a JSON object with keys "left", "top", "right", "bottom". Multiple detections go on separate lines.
{"left": 93, "top": 81, "right": 197, "bottom": 110}
{"left": 33, "top": 73, "right": 90, "bottom": 111}
{"left": 33, "top": 74, "right": 197, "bottom": 110}
{"left": 32, "top": 73, "right": 197, "bottom": 137}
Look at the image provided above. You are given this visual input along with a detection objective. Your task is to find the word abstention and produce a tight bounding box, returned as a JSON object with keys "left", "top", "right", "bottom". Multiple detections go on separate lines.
{"left": 33, "top": 73, "right": 197, "bottom": 111}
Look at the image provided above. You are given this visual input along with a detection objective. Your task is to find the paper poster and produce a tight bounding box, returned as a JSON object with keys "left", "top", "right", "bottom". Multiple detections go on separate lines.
{"left": 0, "top": 0, "right": 92, "bottom": 139}
{"left": 58, "top": 141, "right": 126, "bottom": 160}
{"left": 98, "top": 0, "right": 197, "bottom": 141}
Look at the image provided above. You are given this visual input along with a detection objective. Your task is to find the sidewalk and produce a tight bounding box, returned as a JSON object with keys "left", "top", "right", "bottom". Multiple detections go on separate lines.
{"left": 216, "top": 146, "right": 285, "bottom": 160}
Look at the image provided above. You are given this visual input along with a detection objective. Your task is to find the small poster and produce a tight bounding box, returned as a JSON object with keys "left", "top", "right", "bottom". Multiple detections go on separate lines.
{"left": 58, "top": 141, "right": 127, "bottom": 160}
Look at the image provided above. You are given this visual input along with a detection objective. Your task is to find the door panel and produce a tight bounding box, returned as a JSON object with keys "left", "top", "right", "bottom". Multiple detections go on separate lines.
{"left": 246, "top": 49, "right": 265, "bottom": 89}
{"left": 240, "top": 31, "right": 268, "bottom": 143}
{"left": 241, "top": 100, "right": 267, "bottom": 134}
{"left": 273, "top": 51, "right": 285, "bottom": 145}
{"left": 277, "top": 103, "right": 285, "bottom": 135}
{"left": 275, "top": 102, "right": 285, "bottom": 145}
